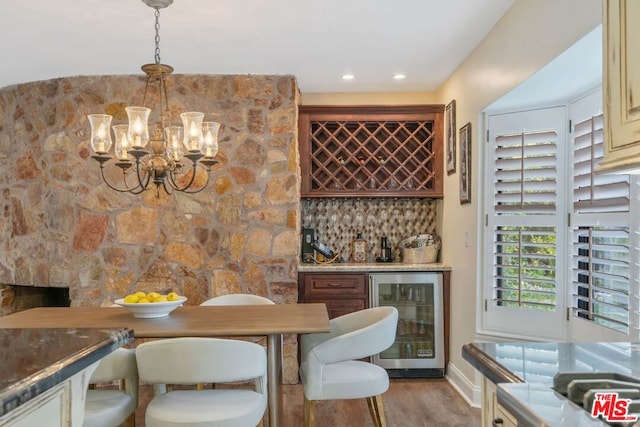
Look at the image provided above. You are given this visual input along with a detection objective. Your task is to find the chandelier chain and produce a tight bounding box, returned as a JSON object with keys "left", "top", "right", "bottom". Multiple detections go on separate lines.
{"left": 154, "top": 8, "right": 161, "bottom": 64}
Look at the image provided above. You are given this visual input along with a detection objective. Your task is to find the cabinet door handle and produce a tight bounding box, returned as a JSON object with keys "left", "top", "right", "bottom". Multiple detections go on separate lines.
{"left": 327, "top": 283, "right": 342, "bottom": 287}
{"left": 492, "top": 418, "right": 504, "bottom": 426}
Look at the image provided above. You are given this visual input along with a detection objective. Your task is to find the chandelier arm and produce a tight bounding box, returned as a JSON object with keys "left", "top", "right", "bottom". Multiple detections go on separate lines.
{"left": 164, "top": 165, "right": 181, "bottom": 190}
{"left": 168, "top": 163, "right": 212, "bottom": 194}
{"left": 97, "top": 164, "right": 146, "bottom": 194}
{"left": 162, "top": 179, "right": 173, "bottom": 195}
{"left": 134, "top": 159, "right": 153, "bottom": 191}
{"left": 176, "top": 172, "right": 211, "bottom": 194}
{"left": 166, "top": 162, "right": 201, "bottom": 192}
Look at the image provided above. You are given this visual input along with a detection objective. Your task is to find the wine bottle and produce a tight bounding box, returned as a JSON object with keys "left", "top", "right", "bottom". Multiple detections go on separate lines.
{"left": 352, "top": 231, "right": 367, "bottom": 263}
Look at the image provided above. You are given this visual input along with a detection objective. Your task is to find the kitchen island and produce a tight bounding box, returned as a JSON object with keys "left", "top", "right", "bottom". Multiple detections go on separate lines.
{"left": 462, "top": 341, "right": 640, "bottom": 426}
{"left": 0, "top": 327, "right": 133, "bottom": 426}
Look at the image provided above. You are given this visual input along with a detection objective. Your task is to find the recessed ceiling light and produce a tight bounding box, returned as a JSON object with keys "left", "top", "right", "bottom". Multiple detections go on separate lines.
{"left": 393, "top": 74, "right": 406, "bottom": 80}
{"left": 342, "top": 74, "right": 355, "bottom": 80}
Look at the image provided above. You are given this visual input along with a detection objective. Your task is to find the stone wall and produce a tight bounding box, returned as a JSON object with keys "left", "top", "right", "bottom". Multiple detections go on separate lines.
{"left": 0, "top": 74, "right": 302, "bottom": 381}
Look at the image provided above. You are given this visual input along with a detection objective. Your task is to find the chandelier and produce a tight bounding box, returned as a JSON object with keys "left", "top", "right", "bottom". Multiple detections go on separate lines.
{"left": 87, "top": 0, "right": 219, "bottom": 196}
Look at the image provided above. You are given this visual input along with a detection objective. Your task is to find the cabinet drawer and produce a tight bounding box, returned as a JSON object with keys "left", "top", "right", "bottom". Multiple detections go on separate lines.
{"left": 302, "top": 273, "right": 366, "bottom": 297}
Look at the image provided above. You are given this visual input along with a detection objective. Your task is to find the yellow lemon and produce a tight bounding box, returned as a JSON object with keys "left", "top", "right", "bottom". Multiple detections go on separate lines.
{"left": 154, "top": 295, "right": 169, "bottom": 303}
{"left": 147, "top": 292, "right": 161, "bottom": 302}
{"left": 124, "top": 294, "right": 139, "bottom": 303}
{"left": 134, "top": 291, "right": 146, "bottom": 299}
{"left": 138, "top": 297, "right": 151, "bottom": 304}
{"left": 167, "top": 292, "right": 180, "bottom": 301}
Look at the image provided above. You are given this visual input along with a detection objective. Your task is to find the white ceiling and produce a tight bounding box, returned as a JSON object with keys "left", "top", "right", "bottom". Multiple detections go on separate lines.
{"left": 0, "top": 0, "right": 516, "bottom": 93}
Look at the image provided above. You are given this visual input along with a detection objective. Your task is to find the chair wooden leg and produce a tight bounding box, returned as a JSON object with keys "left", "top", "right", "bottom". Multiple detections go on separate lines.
{"left": 124, "top": 412, "right": 135, "bottom": 427}
{"left": 366, "top": 396, "right": 380, "bottom": 427}
{"left": 367, "top": 394, "right": 387, "bottom": 427}
{"left": 303, "top": 396, "right": 316, "bottom": 427}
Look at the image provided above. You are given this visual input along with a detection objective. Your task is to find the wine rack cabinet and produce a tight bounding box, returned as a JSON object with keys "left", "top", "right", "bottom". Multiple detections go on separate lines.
{"left": 298, "top": 105, "right": 444, "bottom": 198}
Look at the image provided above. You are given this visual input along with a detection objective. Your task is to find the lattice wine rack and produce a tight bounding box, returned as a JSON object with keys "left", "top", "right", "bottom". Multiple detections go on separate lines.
{"left": 299, "top": 105, "right": 444, "bottom": 198}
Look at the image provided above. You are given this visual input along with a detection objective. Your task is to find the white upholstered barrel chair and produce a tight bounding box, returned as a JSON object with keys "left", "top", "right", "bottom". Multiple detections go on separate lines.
{"left": 199, "top": 292, "right": 274, "bottom": 390}
{"left": 200, "top": 293, "right": 275, "bottom": 306}
{"left": 83, "top": 347, "right": 139, "bottom": 427}
{"left": 136, "top": 337, "right": 267, "bottom": 427}
{"left": 299, "top": 306, "right": 399, "bottom": 427}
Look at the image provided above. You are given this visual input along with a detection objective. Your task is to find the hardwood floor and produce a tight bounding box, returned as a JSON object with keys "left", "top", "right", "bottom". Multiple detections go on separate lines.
{"left": 134, "top": 378, "right": 481, "bottom": 426}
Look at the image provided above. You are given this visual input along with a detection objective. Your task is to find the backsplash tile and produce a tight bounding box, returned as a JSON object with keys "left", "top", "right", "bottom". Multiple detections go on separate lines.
{"left": 301, "top": 198, "right": 438, "bottom": 263}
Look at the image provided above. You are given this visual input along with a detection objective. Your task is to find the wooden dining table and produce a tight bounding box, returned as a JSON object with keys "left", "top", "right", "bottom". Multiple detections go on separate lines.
{"left": 0, "top": 303, "right": 330, "bottom": 427}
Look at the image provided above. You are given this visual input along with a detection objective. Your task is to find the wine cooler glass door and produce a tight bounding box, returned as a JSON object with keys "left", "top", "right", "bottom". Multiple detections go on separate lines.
{"left": 370, "top": 272, "right": 444, "bottom": 373}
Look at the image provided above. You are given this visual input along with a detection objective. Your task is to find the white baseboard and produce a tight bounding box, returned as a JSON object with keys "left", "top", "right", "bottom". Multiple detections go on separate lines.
{"left": 446, "top": 362, "right": 481, "bottom": 408}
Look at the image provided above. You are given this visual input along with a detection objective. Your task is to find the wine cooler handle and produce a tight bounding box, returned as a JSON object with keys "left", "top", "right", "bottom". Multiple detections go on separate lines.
{"left": 369, "top": 275, "right": 376, "bottom": 307}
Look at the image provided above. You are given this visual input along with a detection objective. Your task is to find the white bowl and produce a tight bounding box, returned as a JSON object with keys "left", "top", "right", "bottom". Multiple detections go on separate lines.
{"left": 114, "top": 296, "right": 187, "bottom": 319}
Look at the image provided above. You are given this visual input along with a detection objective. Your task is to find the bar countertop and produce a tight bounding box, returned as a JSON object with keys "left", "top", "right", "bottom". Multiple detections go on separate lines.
{"left": 0, "top": 327, "right": 134, "bottom": 417}
{"left": 298, "top": 262, "right": 451, "bottom": 272}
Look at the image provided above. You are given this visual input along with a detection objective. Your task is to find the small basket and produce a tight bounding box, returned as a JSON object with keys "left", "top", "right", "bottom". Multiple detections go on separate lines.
{"left": 399, "top": 234, "right": 441, "bottom": 264}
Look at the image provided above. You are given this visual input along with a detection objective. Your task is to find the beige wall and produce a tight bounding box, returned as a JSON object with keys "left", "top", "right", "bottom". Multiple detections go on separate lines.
{"left": 300, "top": 0, "right": 602, "bottom": 403}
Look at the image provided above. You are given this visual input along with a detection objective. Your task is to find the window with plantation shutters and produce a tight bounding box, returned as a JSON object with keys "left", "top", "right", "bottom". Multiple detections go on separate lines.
{"left": 484, "top": 106, "right": 566, "bottom": 339}
{"left": 484, "top": 88, "right": 639, "bottom": 341}
{"left": 570, "top": 89, "right": 631, "bottom": 335}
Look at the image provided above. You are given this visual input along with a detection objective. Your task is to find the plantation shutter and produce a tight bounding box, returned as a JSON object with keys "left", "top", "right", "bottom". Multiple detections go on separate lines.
{"left": 494, "top": 131, "right": 558, "bottom": 214}
{"left": 570, "top": 90, "right": 631, "bottom": 335}
{"left": 494, "top": 226, "right": 556, "bottom": 310}
{"left": 484, "top": 106, "right": 566, "bottom": 339}
{"left": 572, "top": 226, "right": 630, "bottom": 333}
{"left": 572, "top": 113, "right": 629, "bottom": 213}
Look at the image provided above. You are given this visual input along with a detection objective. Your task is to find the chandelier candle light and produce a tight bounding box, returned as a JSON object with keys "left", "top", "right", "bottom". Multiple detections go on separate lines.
{"left": 87, "top": 0, "right": 219, "bottom": 196}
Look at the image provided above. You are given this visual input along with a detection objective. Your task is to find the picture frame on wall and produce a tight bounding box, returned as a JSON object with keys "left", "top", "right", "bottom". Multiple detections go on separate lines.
{"left": 459, "top": 122, "right": 471, "bottom": 204}
{"left": 445, "top": 100, "right": 456, "bottom": 174}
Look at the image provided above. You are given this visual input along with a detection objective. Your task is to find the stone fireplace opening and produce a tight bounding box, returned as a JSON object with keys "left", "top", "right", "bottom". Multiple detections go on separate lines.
{"left": 0, "top": 285, "right": 70, "bottom": 316}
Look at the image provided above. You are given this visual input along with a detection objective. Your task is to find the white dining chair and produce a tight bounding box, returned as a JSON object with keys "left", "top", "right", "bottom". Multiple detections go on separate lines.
{"left": 299, "top": 306, "right": 398, "bottom": 427}
{"left": 83, "top": 347, "right": 138, "bottom": 427}
{"left": 136, "top": 337, "right": 267, "bottom": 427}
{"left": 200, "top": 293, "right": 275, "bottom": 306}
{"left": 199, "top": 292, "right": 274, "bottom": 387}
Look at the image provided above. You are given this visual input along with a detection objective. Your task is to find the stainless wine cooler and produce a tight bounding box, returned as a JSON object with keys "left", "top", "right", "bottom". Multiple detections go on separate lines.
{"left": 369, "top": 272, "right": 445, "bottom": 378}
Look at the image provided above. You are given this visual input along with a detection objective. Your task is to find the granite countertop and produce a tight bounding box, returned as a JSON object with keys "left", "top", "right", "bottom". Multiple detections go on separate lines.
{"left": 298, "top": 262, "right": 451, "bottom": 272}
{"left": 463, "top": 341, "right": 640, "bottom": 427}
{"left": 0, "top": 327, "right": 134, "bottom": 417}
